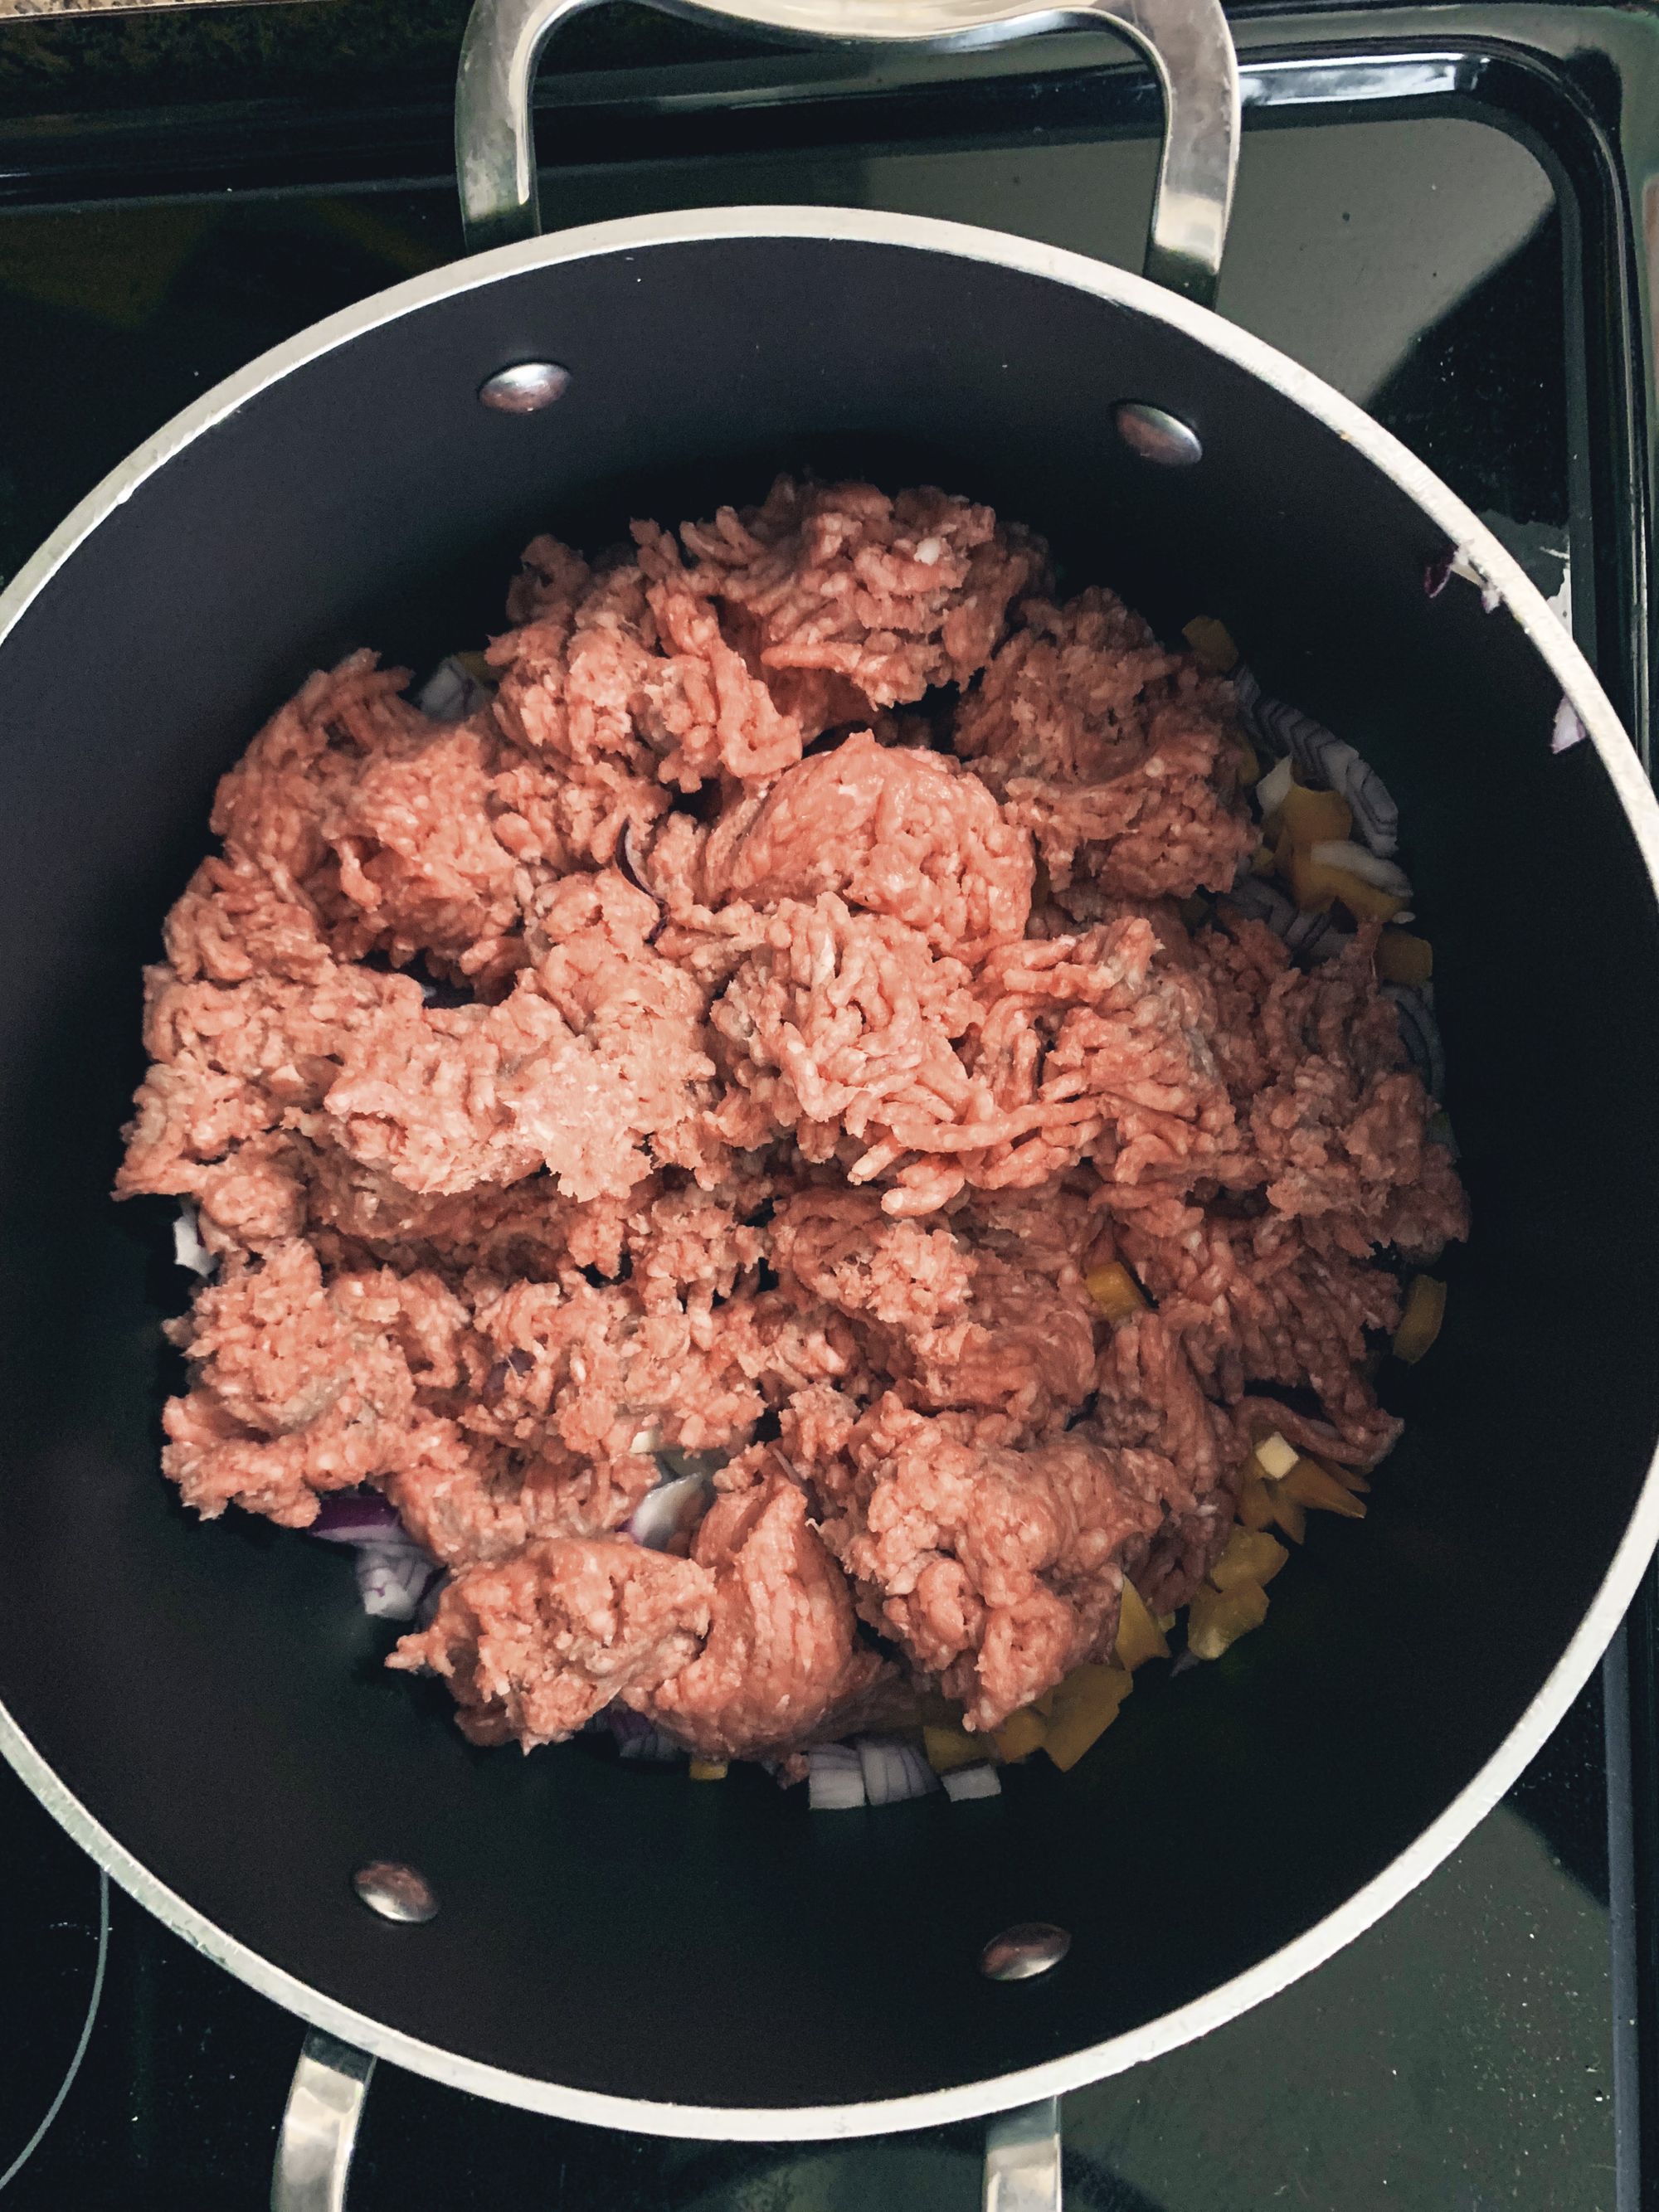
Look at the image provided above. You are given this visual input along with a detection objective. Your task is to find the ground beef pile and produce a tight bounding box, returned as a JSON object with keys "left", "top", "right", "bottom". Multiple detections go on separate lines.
{"left": 117, "top": 477, "right": 1467, "bottom": 1762}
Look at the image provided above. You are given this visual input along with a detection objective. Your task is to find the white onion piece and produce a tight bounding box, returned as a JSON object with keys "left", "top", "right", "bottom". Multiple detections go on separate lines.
{"left": 1247, "top": 691, "right": 1400, "bottom": 858}
{"left": 1254, "top": 754, "right": 1294, "bottom": 815}
{"left": 1552, "top": 698, "right": 1588, "bottom": 753}
{"left": 856, "top": 1735, "right": 937, "bottom": 1807}
{"left": 627, "top": 1471, "right": 714, "bottom": 1551}
{"left": 353, "top": 1540, "right": 438, "bottom": 1621}
{"left": 1224, "top": 876, "right": 1295, "bottom": 932}
{"left": 1282, "top": 907, "right": 1351, "bottom": 964}
{"left": 1224, "top": 878, "right": 1350, "bottom": 966}
{"left": 1307, "top": 841, "right": 1413, "bottom": 898}
{"left": 173, "top": 1202, "right": 213, "bottom": 1277}
{"left": 415, "top": 656, "right": 493, "bottom": 724}
{"left": 808, "top": 1743, "right": 866, "bottom": 1811}
{"left": 1385, "top": 984, "right": 1446, "bottom": 1098}
{"left": 941, "top": 1765, "right": 1002, "bottom": 1802}
{"left": 616, "top": 1731, "right": 684, "bottom": 1763}
{"left": 1450, "top": 547, "right": 1502, "bottom": 612}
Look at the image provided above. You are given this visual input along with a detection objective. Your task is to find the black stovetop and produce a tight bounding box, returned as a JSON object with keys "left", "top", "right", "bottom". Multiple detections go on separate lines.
{"left": 2, "top": 7, "right": 1656, "bottom": 2206}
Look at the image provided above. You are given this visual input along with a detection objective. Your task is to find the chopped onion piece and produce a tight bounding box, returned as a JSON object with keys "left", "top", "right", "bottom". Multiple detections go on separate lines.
{"left": 941, "top": 1765, "right": 1002, "bottom": 1802}
{"left": 1254, "top": 755, "right": 1294, "bottom": 816}
{"left": 1306, "top": 842, "right": 1412, "bottom": 898}
{"left": 1551, "top": 698, "right": 1588, "bottom": 754}
{"left": 616, "top": 1731, "right": 685, "bottom": 1763}
{"left": 310, "top": 1489, "right": 404, "bottom": 1542}
{"left": 173, "top": 1202, "right": 213, "bottom": 1277}
{"left": 1384, "top": 984, "right": 1445, "bottom": 1097}
{"left": 808, "top": 1743, "right": 866, "bottom": 1811}
{"left": 353, "top": 1541, "right": 440, "bottom": 1621}
{"left": 415, "top": 655, "right": 494, "bottom": 724}
{"left": 627, "top": 1471, "right": 714, "bottom": 1551}
{"left": 856, "top": 1734, "right": 937, "bottom": 1806}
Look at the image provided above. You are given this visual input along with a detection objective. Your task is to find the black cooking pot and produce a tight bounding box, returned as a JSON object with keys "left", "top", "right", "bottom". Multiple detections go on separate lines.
{"left": 2, "top": 0, "right": 1657, "bottom": 2200}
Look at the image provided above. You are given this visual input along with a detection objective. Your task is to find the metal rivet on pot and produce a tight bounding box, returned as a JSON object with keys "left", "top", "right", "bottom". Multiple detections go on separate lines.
{"left": 1113, "top": 401, "right": 1203, "bottom": 467}
{"left": 353, "top": 1861, "right": 438, "bottom": 1924}
{"left": 478, "top": 361, "right": 571, "bottom": 414}
{"left": 980, "top": 1922, "right": 1071, "bottom": 1981}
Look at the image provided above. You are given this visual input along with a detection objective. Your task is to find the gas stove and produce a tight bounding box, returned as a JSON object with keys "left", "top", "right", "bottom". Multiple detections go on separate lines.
{"left": 0, "top": 7, "right": 1653, "bottom": 2205}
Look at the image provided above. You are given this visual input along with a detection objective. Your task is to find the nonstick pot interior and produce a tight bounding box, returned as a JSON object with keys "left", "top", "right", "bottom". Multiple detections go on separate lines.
{"left": 0, "top": 225, "right": 1655, "bottom": 2122}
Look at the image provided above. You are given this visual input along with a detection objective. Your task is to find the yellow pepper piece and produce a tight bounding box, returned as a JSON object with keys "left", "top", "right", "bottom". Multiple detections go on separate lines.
{"left": 1031, "top": 1685, "right": 1058, "bottom": 1719}
{"left": 1393, "top": 1274, "right": 1447, "bottom": 1364}
{"left": 1252, "top": 1430, "right": 1299, "bottom": 1481}
{"left": 688, "top": 1758, "right": 728, "bottom": 1782}
{"left": 1282, "top": 1456, "right": 1367, "bottom": 1519}
{"left": 1188, "top": 1579, "right": 1270, "bottom": 1660}
{"left": 454, "top": 649, "right": 498, "bottom": 688}
{"left": 1182, "top": 615, "right": 1239, "bottom": 675}
{"left": 1277, "top": 781, "right": 1354, "bottom": 848}
{"left": 1155, "top": 1612, "right": 1176, "bottom": 1633}
{"left": 1377, "top": 930, "right": 1433, "bottom": 986}
{"left": 993, "top": 1707, "right": 1048, "bottom": 1763}
{"left": 1114, "top": 1579, "right": 1170, "bottom": 1670}
{"left": 922, "top": 1722, "right": 985, "bottom": 1776}
{"left": 1209, "top": 1527, "right": 1289, "bottom": 1592}
{"left": 1237, "top": 1472, "right": 1274, "bottom": 1531}
{"left": 1250, "top": 841, "right": 1278, "bottom": 878}
{"left": 1267, "top": 1486, "right": 1306, "bottom": 1544}
{"left": 1334, "top": 1465, "right": 1371, "bottom": 1495}
{"left": 1042, "top": 1662, "right": 1133, "bottom": 1772}
{"left": 1084, "top": 1262, "right": 1148, "bottom": 1324}
{"left": 1235, "top": 736, "right": 1261, "bottom": 786}
{"left": 1287, "top": 846, "right": 1407, "bottom": 923}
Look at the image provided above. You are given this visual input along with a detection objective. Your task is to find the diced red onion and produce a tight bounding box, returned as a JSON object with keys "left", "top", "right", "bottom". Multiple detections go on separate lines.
{"left": 807, "top": 1743, "right": 866, "bottom": 1811}
{"left": 310, "top": 1489, "right": 404, "bottom": 1542}
{"left": 173, "top": 1202, "right": 213, "bottom": 1278}
{"left": 618, "top": 819, "right": 655, "bottom": 897}
{"left": 1385, "top": 984, "right": 1445, "bottom": 1098}
{"left": 415, "top": 656, "right": 494, "bottom": 724}
{"left": 941, "top": 1764, "right": 1002, "bottom": 1802}
{"left": 1552, "top": 698, "right": 1588, "bottom": 754}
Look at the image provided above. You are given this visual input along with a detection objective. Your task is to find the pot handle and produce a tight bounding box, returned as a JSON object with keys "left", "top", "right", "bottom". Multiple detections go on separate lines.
{"left": 270, "top": 2032, "right": 1064, "bottom": 2209}
{"left": 455, "top": 0, "right": 1239, "bottom": 305}
{"left": 270, "top": 2030, "right": 374, "bottom": 2212}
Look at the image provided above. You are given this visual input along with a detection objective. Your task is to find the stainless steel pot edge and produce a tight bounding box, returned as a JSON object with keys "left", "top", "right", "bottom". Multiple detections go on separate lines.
{"left": 1, "top": 202, "right": 1655, "bottom": 2143}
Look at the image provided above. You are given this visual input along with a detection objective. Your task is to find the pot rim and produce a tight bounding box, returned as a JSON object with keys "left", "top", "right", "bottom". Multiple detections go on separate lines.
{"left": 2, "top": 201, "right": 1656, "bottom": 2143}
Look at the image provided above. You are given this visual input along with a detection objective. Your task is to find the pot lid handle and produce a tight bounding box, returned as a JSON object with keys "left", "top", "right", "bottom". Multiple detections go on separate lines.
{"left": 455, "top": 0, "right": 1239, "bottom": 306}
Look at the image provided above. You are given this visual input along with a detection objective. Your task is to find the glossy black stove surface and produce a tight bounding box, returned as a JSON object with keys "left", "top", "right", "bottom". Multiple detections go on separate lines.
{"left": 0, "top": 7, "right": 1652, "bottom": 2206}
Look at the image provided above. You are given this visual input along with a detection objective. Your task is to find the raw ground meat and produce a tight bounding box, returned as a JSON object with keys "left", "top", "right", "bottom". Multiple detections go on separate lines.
{"left": 118, "top": 474, "right": 1467, "bottom": 1766}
